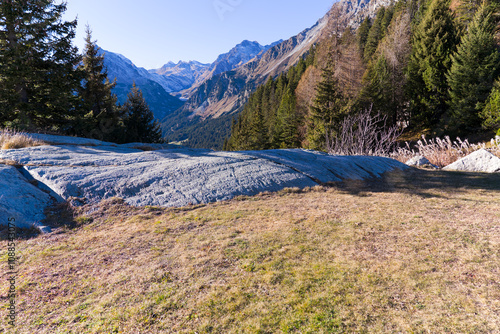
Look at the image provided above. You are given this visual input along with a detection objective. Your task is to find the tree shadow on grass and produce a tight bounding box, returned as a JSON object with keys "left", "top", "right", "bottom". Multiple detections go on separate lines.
{"left": 334, "top": 167, "right": 500, "bottom": 198}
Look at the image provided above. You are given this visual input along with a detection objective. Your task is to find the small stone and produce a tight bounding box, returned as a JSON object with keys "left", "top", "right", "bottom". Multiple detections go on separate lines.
{"left": 444, "top": 149, "right": 500, "bottom": 173}
{"left": 406, "top": 156, "right": 431, "bottom": 167}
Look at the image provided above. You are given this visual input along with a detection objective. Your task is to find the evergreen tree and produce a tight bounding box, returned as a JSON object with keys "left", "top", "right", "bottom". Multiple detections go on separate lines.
{"left": 78, "top": 27, "right": 122, "bottom": 141}
{"left": 247, "top": 102, "right": 268, "bottom": 150}
{"left": 481, "top": 81, "right": 500, "bottom": 135}
{"left": 274, "top": 88, "right": 299, "bottom": 148}
{"left": 447, "top": 4, "right": 500, "bottom": 132}
{"left": 122, "top": 83, "right": 163, "bottom": 143}
{"left": 364, "top": 7, "right": 386, "bottom": 62}
{"left": 455, "top": 0, "right": 484, "bottom": 29}
{"left": 0, "top": 0, "right": 81, "bottom": 130}
{"left": 307, "top": 64, "right": 346, "bottom": 151}
{"left": 406, "top": 0, "right": 457, "bottom": 129}
{"left": 359, "top": 11, "right": 412, "bottom": 126}
{"left": 357, "top": 17, "right": 372, "bottom": 57}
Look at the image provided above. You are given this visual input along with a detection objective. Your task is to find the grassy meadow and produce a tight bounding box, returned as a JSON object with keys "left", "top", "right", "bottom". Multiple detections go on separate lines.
{"left": 1, "top": 168, "right": 499, "bottom": 333}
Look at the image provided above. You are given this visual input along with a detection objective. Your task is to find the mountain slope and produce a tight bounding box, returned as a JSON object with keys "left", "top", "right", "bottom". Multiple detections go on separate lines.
{"left": 161, "top": 0, "right": 396, "bottom": 149}
{"left": 173, "top": 40, "right": 281, "bottom": 99}
{"left": 161, "top": 12, "right": 331, "bottom": 148}
{"left": 148, "top": 61, "right": 210, "bottom": 96}
{"left": 103, "top": 40, "right": 279, "bottom": 120}
{"left": 101, "top": 50, "right": 184, "bottom": 120}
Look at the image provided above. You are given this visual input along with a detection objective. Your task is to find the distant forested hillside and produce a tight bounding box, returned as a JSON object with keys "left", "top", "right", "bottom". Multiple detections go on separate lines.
{"left": 225, "top": 0, "right": 500, "bottom": 152}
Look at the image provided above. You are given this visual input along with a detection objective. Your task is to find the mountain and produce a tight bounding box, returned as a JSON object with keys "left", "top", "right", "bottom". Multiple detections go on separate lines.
{"left": 103, "top": 40, "right": 280, "bottom": 122}
{"left": 160, "top": 0, "right": 395, "bottom": 149}
{"left": 101, "top": 0, "right": 392, "bottom": 148}
{"left": 101, "top": 50, "right": 184, "bottom": 120}
{"left": 148, "top": 61, "right": 210, "bottom": 97}
{"left": 160, "top": 12, "right": 331, "bottom": 148}
{"left": 150, "top": 40, "right": 280, "bottom": 99}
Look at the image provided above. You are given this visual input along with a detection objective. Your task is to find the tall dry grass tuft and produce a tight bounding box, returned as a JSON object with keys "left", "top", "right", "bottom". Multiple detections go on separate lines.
{"left": 392, "top": 135, "right": 500, "bottom": 167}
{"left": 0, "top": 128, "right": 45, "bottom": 150}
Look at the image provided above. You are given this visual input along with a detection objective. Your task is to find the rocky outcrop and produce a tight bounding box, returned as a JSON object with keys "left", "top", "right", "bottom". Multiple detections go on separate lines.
{"left": 443, "top": 149, "right": 500, "bottom": 173}
{"left": 0, "top": 165, "right": 52, "bottom": 230}
{"left": 0, "top": 133, "right": 409, "bottom": 229}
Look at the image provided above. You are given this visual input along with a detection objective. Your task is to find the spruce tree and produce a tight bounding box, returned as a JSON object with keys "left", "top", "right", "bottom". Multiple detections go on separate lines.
{"left": 0, "top": 0, "right": 81, "bottom": 130}
{"left": 274, "top": 88, "right": 299, "bottom": 148}
{"left": 122, "top": 83, "right": 163, "bottom": 143}
{"left": 447, "top": 4, "right": 500, "bottom": 132}
{"left": 78, "top": 27, "right": 122, "bottom": 141}
{"left": 307, "top": 64, "right": 346, "bottom": 151}
{"left": 406, "top": 0, "right": 457, "bottom": 129}
{"left": 359, "top": 11, "right": 412, "bottom": 126}
{"left": 363, "top": 7, "right": 386, "bottom": 62}
{"left": 481, "top": 81, "right": 500, "bottom": 135}
{"left": 248, "top": 102, "right": 268, "bottom": 150}
{"left": 357, "top": 17, "right": 372, "bottom": 57}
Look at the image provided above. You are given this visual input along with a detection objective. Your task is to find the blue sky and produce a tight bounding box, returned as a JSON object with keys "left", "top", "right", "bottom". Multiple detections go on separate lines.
{"left": 63, "top": 0, "right": 335, "bottom": 69}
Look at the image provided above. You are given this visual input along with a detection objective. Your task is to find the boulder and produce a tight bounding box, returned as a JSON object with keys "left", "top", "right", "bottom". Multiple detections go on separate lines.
{"left": 443, "top": 149, "right": 500, "bottom": 173}
{"left": 405, "top": 156, "right": 439, "bottom": 169}
{"left": 406, "top": 156, "right": 431, "bottom": 167}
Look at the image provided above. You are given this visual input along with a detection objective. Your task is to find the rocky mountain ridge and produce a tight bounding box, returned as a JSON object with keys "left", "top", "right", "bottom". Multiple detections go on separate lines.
{"left": 101, "top": 50, "right": 184, "bottom": 120}
{"left": 103, "top": 0, "right": 397, "bottom": 148}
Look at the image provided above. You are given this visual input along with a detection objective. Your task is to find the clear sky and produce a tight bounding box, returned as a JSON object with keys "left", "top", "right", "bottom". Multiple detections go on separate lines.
{"left": 63, "top": 0, "right": 335, "bottom": 69}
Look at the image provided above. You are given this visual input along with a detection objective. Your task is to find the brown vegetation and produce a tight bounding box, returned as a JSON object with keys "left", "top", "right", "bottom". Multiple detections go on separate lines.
{"left": 1, "top": 169, "right": 499, "bottom": 333}
{"left": 393, "top": 135, "right": 500, "bottom": 167}
{"left": 0, "top": 129, "right": 45, "bottom": 150}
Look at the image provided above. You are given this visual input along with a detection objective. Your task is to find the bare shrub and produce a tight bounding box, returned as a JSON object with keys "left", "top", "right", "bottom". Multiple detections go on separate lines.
{"left": 327, "top": 107, "right": 403, "bottom": 156}
{"left": 490, "top": 136, "right": 500, "bottom": 157}
{"left": 0, "top": 129, "right": 45, "bottom": 150}
{"left": 392, "top": 135, "right": 500, "bottom": 167}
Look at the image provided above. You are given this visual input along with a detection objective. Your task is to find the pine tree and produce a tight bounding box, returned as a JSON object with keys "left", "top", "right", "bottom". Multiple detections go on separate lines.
{"left": 78, "top": 27, "right": 122, "bottom": 141}
{"left": 447, "top": 4, "right": 500, "bottom": 132}
{"left": 248, "top": 102, "right": 269, "bottom": 150}
{"left": 0, "top": 0, "right": 81, "bottom": 130}
{"left": 406, "top": 0, "right": 457, "bottom": 129}
{"left": 274, "top": 88, "right": 299, "bottom": 148}
{"left": 363, "top": 7, "right": 386, "bottom": 62}
{"left": 481, "top": 81, "right": 500, "bottom": 135}
{"left": 307, "top": 64, "right": 346, "bottom": 151}
{"left": 359, "top": 11, "right": 412, "bottom": 126}
{"left": 357, "top": 17, "right": 372, "bottom": 57}
{"left": 122, "top": 83, "right": 163, "bottom": 143}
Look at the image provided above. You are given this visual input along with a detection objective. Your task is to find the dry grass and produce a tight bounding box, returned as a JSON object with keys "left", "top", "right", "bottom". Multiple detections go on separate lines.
{"left": 1, "top": 170, "right": 499, "bottom": 333}
{"left": 0, "top": 129, "right": 46, "bottom": 150}
{"left": 392, "top": 135, "right": 500, "bottom": 167}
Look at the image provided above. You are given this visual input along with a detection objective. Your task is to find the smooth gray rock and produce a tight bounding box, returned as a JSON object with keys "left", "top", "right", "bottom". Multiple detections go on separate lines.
{"left": 22, "top": 150, "right": 318, "bottom": 208}
{"left": 1, "top": 145, "right": 408, "bottom": 210}
{"left": 0, "top": 165, "right": 51, "bottom": 230}
{"left": 406, "top": 156, "right": 431, "bottom": 167}
{"left": 443, "top": 149, "right": 500, "bottom": 173}
{"left": 1, "top": 135, "right": 410, "bottom": 232}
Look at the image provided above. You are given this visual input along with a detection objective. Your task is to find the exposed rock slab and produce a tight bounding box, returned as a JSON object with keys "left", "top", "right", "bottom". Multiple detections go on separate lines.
{"left": 0, "top": 165, "right": 52, "bottom": 230}
{"left": 443, "top": 149, "right": 500, "bottom": 173}
{"left": 248, "top": 150, "right": 405, "bottom": 183}
{"left": 1, "top": 145, "right": 408, "bottom": 211}
{"left": 23, "top": 150, "right": 318, "bottom": 208}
